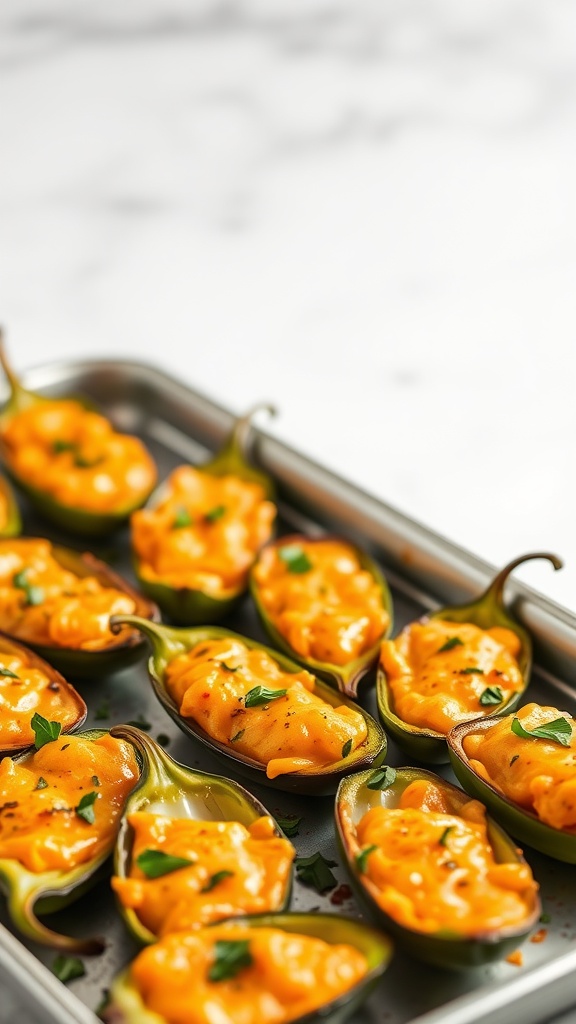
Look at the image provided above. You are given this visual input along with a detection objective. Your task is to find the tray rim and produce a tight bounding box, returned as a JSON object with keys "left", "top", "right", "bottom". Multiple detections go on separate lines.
{"left": 0, "top": 355, "right": 575, "bottom": 1024}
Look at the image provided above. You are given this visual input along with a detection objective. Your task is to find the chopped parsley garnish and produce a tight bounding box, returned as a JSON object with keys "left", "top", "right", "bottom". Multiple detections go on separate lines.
{"left": 437, "top": 636, "right": 464, "bottom": 654}
{"left": 479, "top": 686, "right": 504, "bottom": 706}
{"left": 157, "top": 733, "right": 170, "bottom": 747}
{"left": 127, "top": 715, "right": 152, "bottom": 731}
{"left": 278, "top": 544, "right": 313, "bottom": 574}
{"left": 52, "top": 440, "right": 77, "bottom": 454}
{"left": 356, "top": 844, "right": 378, "bottom": 874}
{"left": 13, "top": 569, "right": 44, "bottom": 607}
{"left": 75, "top": 791, "right": 98, "bottom": 825}
{"left": 94, "top": 700, "right": 110, "bottom": 720}
{"left": 204, "top": 505, "right": 226, "bottom": 523}
{"left": 341, "top": 739, "right": 353, "bottom": 759}
{"left": 244, "top": 685, "right": 287, "bottom": 708}
{"left": 295, "top": 852, "right": 338, "bottom": 892}
{"left": 208, "top": 939, "right": 252, "bottom": 983}
{"left": 230, "top": 729, "right": 245, "bottom": 742}
{"left": 136, "top": 849, "right": 194, "bottom": 878}
{"left": 511, "top": 716, "right": 572, "bottom": 747}
{"left": 52, "top": 955, "right": 85, "bottom": 983}
{"left": 367, "top": 766, "right": 397, "bottom": 790}
{"left": 439, "top": 826, "right": 454, "bottom": 847}
{"left": 275, "top": 815, "right": 302, "bottom": 838}
{"left": 31, "top": 713, "right": 62, "bottom": 749}
{"left": 92, "top": 776, "right": 101, "bottom": 787}
{"left": 509, "top": 755, "right": 519, "bottom": 767}
{"left": 0, "top": 666, "right": 20, "bottom": 679}
{"left": 35, "top": 777, "right": 49, "bottom": 790}
{"left": 200, "top": 870, "right": 234, "bottom": 893}
{"left": 172, "top": 506, "right": 193, "bottom": 529}
{"left": 461, "top": 667, "right": 484, "bottom": 675}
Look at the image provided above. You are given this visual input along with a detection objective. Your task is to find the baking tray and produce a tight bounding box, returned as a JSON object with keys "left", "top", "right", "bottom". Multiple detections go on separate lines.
{"left": 0, "top": 358, "right": 575, "bottom": 1024}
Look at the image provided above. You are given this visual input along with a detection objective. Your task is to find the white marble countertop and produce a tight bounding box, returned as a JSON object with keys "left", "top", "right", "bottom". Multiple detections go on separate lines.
{"left": 1, "top": 0, "right": 575, "bottom": 610}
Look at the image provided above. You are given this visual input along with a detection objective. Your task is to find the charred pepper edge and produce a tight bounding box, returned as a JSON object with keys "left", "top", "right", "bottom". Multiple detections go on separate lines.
{"left": 250, "top": 533, "right": 394, "bottom": 699}
{"left": 109, "top": 617, "right": 387, "bottom": 795}
{"left": 376, "top": 552, "right": 563, "bottom": 764}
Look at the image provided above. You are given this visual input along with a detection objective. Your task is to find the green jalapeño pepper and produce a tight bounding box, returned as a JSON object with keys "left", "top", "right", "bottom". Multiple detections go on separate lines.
{"left": 0, "top": 472, "right": 21, "bottom": 537}
{"left": 0, "top": 331, "right": 157, "bottom": 537}
{"left": 0, "top": 537, "right": 159, "bottom": 680}
{"left": 335, "top": 766, "right": 540, "bottom": 969}
{"left": 109, "top": 725, "right": 294, "bottom": 945}
{"left": 250, "top": 534, "right": 393, "bottom": 699}
{"left": 131, "top": 403, "right": 277, "bottom": 625}
{"left": 0, "top": 634, "right": 86, "bottom": 757}
{"left": 102, "top": 912, "right": 393, "bottom": 1024}
{"left": 377, "top": 552, "right": 562, "bottom": 764}
{"left": 448, "top": 709, "right": 576, "bottom": 864}
{"left": 110, "top": 616, "right": 387, "bottom": 795}
{"left": 0, "top": 727, "right": 140, "bottom": 952}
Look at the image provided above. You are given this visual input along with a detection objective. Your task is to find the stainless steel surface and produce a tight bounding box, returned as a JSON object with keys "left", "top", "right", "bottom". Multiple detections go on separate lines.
{"left": 0, "top": 358, "right": 575, "bottom": 1024}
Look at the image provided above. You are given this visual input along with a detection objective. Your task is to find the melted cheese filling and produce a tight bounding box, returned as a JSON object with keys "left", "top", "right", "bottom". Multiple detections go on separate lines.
{"left": 463, "top": 703, "right": 576, "bottom": 831}
{"left": 165, "top": 637, "right": 367, "bottom": 779}
{"left": 352, "top": 780, "right": 536, "bottom": 935}
{"left": 131, "top": 466, "right": 275, "bottom": 596}
{"left": 130, "top": 923, "right": 368, "bottom": 1024}
{"left": 381, "top": 619, "right": 523, "bottom": 734}
{"left": 112, "top": 813, "right": 294, "bottom": 936}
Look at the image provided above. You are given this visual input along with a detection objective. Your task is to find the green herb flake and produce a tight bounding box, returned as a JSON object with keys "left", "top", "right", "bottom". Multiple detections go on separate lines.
{"left": 437, "top": 636, "right": 464, "bottom": 654}
{"left": 461, "top": 667, "right": 484, "bottom": 675}
{"left": 157, "top": 733, "right": 170, "bottom": 747}
{"left": 356, "top": 844, "right": 378, "bottom": 874}
{"left": 52, "top": 439, "right": 77, "bottom": 455}
{"left": 244, "top": 685, "right": 287, "bottom": 709}
{"left": 91, "top": 776, "right": 101, "bottom": 787}
{"left": 31, "top": 713, "right": 62, "bottom": 749}
{"left": 52, "top": 955, "right": 85, "bottom": 984}
{"left": 74, "top": 453, "right": 104, "bottom": 469}
{"left": 367, "top": 766, "right": 397, "bottom": 790}
{"left": 172, "top": 506, "right": 193, "bottom": 530}
{"left": 75, "top": 791, "right": 98, "bottom": 825}
{"left": 295, "top": 852, "right": 338, "bottom": 893}
{"left": 204, "top": 505, "right": 226, "bottom": 524}
{"left": 539, "top": 913, "right": 552, "bottom": 924}
{"left": 13, "top": 569, "right": 44, "bottom": 607}
{"left": 208, "top": 939, "right": 253, "bottom": 983}
{"left": 230, "top": 729, "right": 245, "bottom": 743}
{"left": 200, "top": 870, "right": 234, "bottom": 893}
{"left": 0, "top": 666, "right": 20, "bottom": 679}
{"left": 439, "top": 826, "right": 454, "bottom": 847}
{"left": 509, "top": 755, "right": 520, "bottom": 767}
{"left": 127, "top": 715, "right": 152, "bottom": 731}
{"left": 278, "top": 544, "right": 313, "bottom": 574}
{"left": 511, "top": 716, "right": 572, "bottom": 747}
{"left": 479, "top": 685, "right": 504, "bottom": 706}
{"left": 275, "top": 815, "right": 302, "bottom": 838}
{"left": 35, "top": 777, "right": 49, "bottom": 790}
{"left": 94, "top": 700, "right": 110, "bottom": 721}
{"left": 341, "top": 738, "right": 353, "bottom": 759}
{"left": 136, "top": 848, "right": 194, "bottom": 879}
{"left": 220, "top": 663, "right": 238, "bottom": 673}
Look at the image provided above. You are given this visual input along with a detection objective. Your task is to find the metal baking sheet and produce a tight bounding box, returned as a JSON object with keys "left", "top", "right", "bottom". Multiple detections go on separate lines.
{"left": 0, "top": 358, "right": 575, "bottom": 1024}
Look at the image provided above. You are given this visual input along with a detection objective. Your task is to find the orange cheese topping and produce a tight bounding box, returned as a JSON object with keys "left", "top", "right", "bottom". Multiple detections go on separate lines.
{"left": 380, "top": 619, "right": 523, "bottom": 734}
{"left": 0, "top": 647, "right": 81, "bottom": 748}
{"left": 253, "top": 539, "right": 388, "bottom": 666}
{"left": 463, "top": 703, "right": 576, "bottom": 831}
{"left": 1, "top": 399, "right": 156, "bottom": 513}
{"left": 112, "top": 813, "right": 294, "bottom": 936}
{"left": 0, "top": 539, "right": 136, "bottom": 650}
{"left": 130, "top": 923, "right": 368, "bottom": 1024}
{"left": 0, "top": 734, "right": 139, "bottom": 873}
{"left": 353, "top": 780, "right": 536, "bottom": 935}
{"left": 131, "top": 466, "right": 275, "bottom": 596}
{"left": 165, "top": 638, "right": 367, "bottom": 779}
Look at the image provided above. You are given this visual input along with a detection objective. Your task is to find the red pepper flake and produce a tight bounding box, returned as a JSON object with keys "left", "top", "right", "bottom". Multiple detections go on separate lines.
{"left": 202, "top": 692, "right": 210, "bottom": 699}
{"left": 506, "top": 951, "right": 523, "bottom": 967}
{"left": 530, "top": 929, "right": 548, "bottom": 944}
{"left": 330, "top": 884, "right": 352, "bottom": 906}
